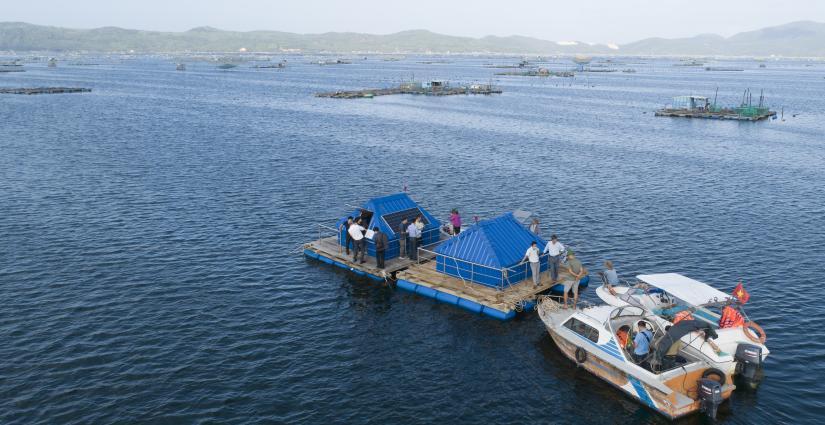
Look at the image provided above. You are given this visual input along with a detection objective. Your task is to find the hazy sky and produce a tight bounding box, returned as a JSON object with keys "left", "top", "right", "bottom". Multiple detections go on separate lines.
{"left": 6, "top": 0, "right": 825, "bottom": 44}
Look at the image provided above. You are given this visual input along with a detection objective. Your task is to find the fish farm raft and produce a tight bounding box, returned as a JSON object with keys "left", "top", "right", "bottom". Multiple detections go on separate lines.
{"left": 655, "top": 90, "right": 776, "bottom": 121}
{"left": 316, "top": 80, "right": 501, "bottom": 99}
{"left": 302, "top": 193, "right": 590, "bottom": 321}
{"left": 0, "top": 87, "right": 92, "bottom": 95}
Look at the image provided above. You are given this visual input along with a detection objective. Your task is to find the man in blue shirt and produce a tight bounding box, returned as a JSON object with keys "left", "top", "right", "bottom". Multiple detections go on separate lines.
{"left": 633, "top": 321, "right": 654, "bottom": 367}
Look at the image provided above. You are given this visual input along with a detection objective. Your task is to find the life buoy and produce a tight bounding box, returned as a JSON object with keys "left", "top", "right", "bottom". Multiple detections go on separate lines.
{"left": 744, "top": 321, "right": 767, "bottom": 344}
{"left": 701, "top": 368, "right": 727, "bottom": 386}
{"left": 575, "top": 347, "right": 588, "bottom": 364}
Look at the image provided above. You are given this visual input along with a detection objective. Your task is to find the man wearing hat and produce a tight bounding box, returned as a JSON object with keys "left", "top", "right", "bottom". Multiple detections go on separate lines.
{"left": 563, "top": 250, "right": 587, "bottom": 308}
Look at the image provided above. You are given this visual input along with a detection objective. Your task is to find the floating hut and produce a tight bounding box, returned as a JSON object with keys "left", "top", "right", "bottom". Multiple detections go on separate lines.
{"left": 316, "top": 80, "right": 502, "bottom": 99}
{"left": 334, "top": 193, "right": 441, "bottom": 259}
{"left": 655, "top": 90, "right": 776, "bottom": 121}
{"left": 0, "top": 87, "right": 91, "bottom": 95}
{"left": 303, "top": 193, "right": 442, "bottom": 280}
{"left": 397, "top": 212, "right": 590, "bottom": 320}
{"left": 304, "top": 201, "right": 590, "bottom": 321}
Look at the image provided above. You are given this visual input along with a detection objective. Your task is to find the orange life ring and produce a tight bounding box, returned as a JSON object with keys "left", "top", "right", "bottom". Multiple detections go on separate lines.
{"left": 744, "top": 321, "right": 767, "bottom": 344}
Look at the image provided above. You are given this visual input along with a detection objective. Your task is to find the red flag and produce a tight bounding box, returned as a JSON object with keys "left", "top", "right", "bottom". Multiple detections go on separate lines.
{"left": 732, "top": 281, "right": 750, "bottom": 304}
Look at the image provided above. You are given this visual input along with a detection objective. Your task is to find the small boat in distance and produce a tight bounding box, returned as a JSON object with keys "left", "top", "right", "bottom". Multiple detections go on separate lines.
{"left": 217, "top": 63, "right": 237, "bottom": 70}
{"left": 176, "top": 63, "right": 186, "bottom": 71}
{"left": 538, "top": 298, "right": 734, "bottom": 419}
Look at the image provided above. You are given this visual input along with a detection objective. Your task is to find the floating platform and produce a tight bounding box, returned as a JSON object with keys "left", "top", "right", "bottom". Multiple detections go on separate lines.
{"left": 0, "top": 87, "right": 92, "bottom": 95}
{"left": 396, "top": 261, "right": 590, "bottom": 321}
{"left": 496, "top": 70, "right": 574, "bottom": 77}
{"left": 655, "top": 109, "right": 776, "bottom": 121}
{"left": 316, "top": 81, "right": 501, "bottom": 99}
{"left": 303, "top": 236, "right": 429, "bottom": 281}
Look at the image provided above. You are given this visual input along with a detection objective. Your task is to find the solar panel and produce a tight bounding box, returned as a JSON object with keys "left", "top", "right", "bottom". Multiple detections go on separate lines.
{"left": 382, "top": 207, "right": 429, "bottom": 234}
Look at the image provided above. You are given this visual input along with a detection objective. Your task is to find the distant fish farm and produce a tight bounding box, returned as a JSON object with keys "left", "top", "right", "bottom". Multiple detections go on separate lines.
{"left": 656, "top": 90, "right": 776, "bottom": 121}
{"left": 0, "top": 87, "right": 92, "bottom": 95}
{"left": 316, "top": 80, "right": 501, "bottom": 99}
{"left": 496, "top": 69, "right": 574, "bottom": 77}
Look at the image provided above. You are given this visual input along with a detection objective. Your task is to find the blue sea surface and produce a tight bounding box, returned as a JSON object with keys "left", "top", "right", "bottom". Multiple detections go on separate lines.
{"left": 1, "top": 56, "right": 824, "bottom": 424}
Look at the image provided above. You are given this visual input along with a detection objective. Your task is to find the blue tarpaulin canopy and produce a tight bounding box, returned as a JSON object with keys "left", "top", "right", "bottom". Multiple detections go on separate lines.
{"left": 435, "top": 212, "right": 547, "bottom": 289}
{"left": 336, "top": 193, "right": 441, "bottom": 259}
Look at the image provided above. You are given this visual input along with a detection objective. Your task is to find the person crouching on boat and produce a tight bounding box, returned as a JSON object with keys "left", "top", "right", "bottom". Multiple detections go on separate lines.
{"left": 562, "top": 251, "right": 587, "bottom": 308}
{"left": 633, "top": 321, "right": 654, "bottom": 368}
{"left": 522, "top": 241, "right": 541, "bottom": 287}
{"left": 603, "top": 260, "right": 619, "bottom": 295}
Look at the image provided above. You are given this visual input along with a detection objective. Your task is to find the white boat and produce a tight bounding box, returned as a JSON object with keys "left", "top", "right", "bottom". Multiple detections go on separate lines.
{"left": 538, "top": 298, "right": 735, "bottom": 419}
{"left": 595, "top": 273, "right": 768, "bottom": 387}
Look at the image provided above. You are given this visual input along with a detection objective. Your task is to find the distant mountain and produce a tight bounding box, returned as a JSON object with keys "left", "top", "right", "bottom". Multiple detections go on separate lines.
{"left": 1, "top": 21, "right": 824, "bottom": 56}
{"left": 622, "top": 21, "right": 825, "bottom": 56}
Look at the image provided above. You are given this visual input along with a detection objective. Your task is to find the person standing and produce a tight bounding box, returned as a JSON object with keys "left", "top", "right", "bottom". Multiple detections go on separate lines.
{"left": 414, "top": 215, "right": 424, "bottom": 249}
{"left": 529, "top": 218, "right": 540, "bottom": 236}
{"left": 450, "top": 209, "right": 462, "bottom": 235}
{"left": 522, "top": 241, "right": 541, "bottom": 287}
{"left": 563, "top": 250, "right": 587, "bottom": 308}
{"left": 348, "top": 218, "right": 366, "bottom": 264}
{"left": 398, "top": 218, "right": 408, "bottom": 259}
{"left": 633, "top": 321, "right": 654, "bottom": 367}
{"left": 373, "top": 226, "right": 388, "bottom": 269}
{"left": 407, "top": 219, "right": 421, "bottom": 260}
{"left": 543, "top": 234, "right": 565, "bottom": 283}
{"left": 341, "top": 216, "right": 354, "bottom": 255}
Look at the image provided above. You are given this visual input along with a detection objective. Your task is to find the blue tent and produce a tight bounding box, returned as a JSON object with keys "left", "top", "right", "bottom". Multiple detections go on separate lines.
{"left": 336, "top": 193, "right": 441, "bottom": 259}
{"left": 435, "top": 212, "right": 547, "bottom": 289}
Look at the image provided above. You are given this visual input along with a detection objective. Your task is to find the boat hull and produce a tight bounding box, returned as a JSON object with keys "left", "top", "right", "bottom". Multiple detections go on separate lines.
{"left": 545, "top": 327, "right": 734, "bottom": 420}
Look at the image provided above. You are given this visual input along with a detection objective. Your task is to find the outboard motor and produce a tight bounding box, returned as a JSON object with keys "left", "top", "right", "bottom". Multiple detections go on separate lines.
{"left": 735, "top": 343, "right": 763, "bottom": 385}
{"left": 697, "top": 378, "right": 723, "bottom": 419}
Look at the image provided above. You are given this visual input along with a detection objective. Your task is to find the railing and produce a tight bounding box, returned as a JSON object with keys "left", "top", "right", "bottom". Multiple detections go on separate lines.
{"left": 416, "top": 248, "right": 553, "bottom": 291}
{"left": 316, "top": 223, "right": 343, "bottom": 253}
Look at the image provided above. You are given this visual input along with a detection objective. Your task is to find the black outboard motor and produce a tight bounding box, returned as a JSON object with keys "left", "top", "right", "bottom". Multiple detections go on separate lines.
{"left": 735, "top": 343, "right": 763, "bottom": 385}
{"left": 697, "top": 378, "right": 723, "bottom": 419}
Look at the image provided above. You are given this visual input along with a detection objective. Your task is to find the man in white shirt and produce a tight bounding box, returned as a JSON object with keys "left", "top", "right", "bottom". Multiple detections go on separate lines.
{"left": 522, "top": 241, "right": 541, "bottom": 287}
{"left": 348, "top": 218, "right": 367, "bottom": 264}
{"left": 406, "top": 220, "right": 421, "bottom": 260}
{"left": 543, "top": 234, "right": 565, "bottom": 283}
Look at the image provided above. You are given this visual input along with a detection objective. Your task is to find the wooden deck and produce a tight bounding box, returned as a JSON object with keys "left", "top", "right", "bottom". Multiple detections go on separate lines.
{"left": 397, "top": 260, "right": 581, "bottom": 313}
{"left": 304, "top": 236, "right": 436, "bottom": 278}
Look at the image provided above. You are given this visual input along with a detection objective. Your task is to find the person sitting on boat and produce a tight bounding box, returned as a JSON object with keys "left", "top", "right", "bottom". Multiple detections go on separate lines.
{"left": 603, "top": 260, "right": 619, "bottom": 295}
{"left": 632, "top": 321, "right": 654, "bottom": 367}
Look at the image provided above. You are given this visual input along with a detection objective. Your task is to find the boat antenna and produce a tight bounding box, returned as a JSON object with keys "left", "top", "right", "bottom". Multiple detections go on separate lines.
{"left": 713, "top": 87, "right": 718, "bottom": 108}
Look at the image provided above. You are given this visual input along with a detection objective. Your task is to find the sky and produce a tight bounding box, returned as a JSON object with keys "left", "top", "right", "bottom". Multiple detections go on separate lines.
{"left": 5, "top": 0, "right": 825, "bottom": 44}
